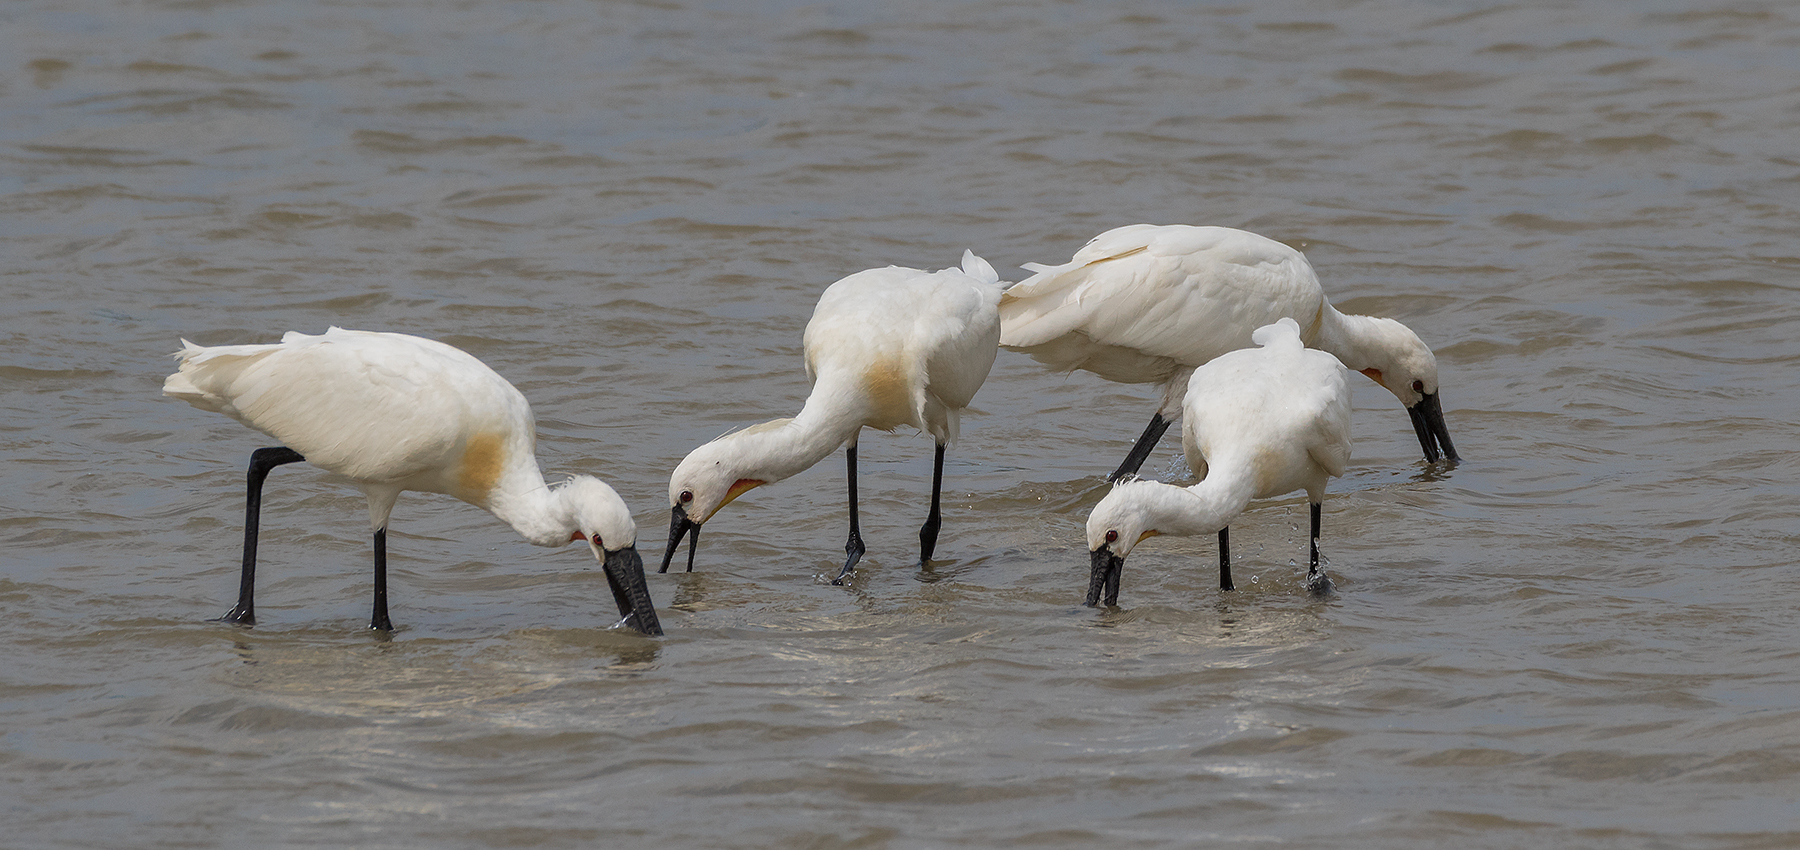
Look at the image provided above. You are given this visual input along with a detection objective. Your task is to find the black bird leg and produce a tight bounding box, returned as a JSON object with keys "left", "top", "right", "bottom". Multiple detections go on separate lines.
{"left": 833, "top": 445, "right": 865, "bottom": 585}
{"left": 918, "top": 442, "right": 946, "bottom": 567}
{"left": 1107, "top": 412, "right": 1171, "bottom": 482}
{"left": 219, "top": 446, "right": 305, "bottom": 625}
{"left": 1218, "top": 526, "right": 1234, "bottom": 591}
{"left": 1305, "top": 501, "right": 1334, "bottom": 596}
{"left": 370, "top": 527, "right": 393, "bottom": 631}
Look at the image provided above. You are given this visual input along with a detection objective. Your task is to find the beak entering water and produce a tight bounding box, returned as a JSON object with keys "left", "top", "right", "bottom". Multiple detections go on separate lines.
{"left": 1087, "top": 546, "right": 1126, "bottom": 608}
{"left": 659, "top": 504, "right": 700, "bottom": 574}
{"left": 600, "top": 545, "right": 664, "bottom": 637}
{"left": 1407, "top": 391, "right": 1460, "bottom": 465}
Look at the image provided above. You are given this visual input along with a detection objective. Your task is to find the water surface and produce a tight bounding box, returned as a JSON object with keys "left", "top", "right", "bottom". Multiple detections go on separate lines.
{"left": 4, "top": 0, "right": 1799, "bottom": 846}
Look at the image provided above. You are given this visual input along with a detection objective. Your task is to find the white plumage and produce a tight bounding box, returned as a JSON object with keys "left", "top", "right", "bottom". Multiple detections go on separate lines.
{"left": 1084, "top": 317, "right": 1352, "bottom": 606}
{"left": 663, "top": 251, "right": 1006, "bottom": 582}
{"left": 1000, "top": 224, "right": 1455, "bottom": 478}
{"left": 164, "top": 327, "right": 662, "bottom": 635}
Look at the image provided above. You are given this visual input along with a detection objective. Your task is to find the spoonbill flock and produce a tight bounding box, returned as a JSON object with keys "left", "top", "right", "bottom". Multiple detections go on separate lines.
{"left": 165, "top": 225, "right": 1458, "bottom": 633}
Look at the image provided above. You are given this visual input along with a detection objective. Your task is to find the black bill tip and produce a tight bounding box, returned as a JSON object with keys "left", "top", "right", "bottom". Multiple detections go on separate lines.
{"left": 1408, "top": 391, "right": 1460, "bottom": 465}
{"left": 602, "top": 545, "right": 663, "bottom": 637}
{"left": 1087, "top": 546, "right": 1126, "bottom": 608}
{"left": 660, "top": 505, "right": 698, "bottom": 574}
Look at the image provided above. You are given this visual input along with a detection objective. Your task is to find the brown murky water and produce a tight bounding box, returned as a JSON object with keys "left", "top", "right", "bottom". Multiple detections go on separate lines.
{"left": 5, "top": 0, "right": 1799, "bottom": 846}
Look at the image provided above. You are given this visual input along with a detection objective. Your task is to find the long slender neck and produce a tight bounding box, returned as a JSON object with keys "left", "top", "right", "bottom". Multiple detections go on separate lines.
{"left": 733, "top": 374, "right": 870, "bottom": 485}
{"left": 480, "top": 462, "right": 575, "bottom": 547}
{"left": 1311, "top": 305, "right": 1385, "bottom": 373}
{"left": 1143, "top": 455, "right": 1261, "bottom": 538}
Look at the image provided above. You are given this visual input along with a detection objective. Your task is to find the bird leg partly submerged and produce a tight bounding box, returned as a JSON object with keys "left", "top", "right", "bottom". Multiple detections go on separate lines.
{"left": 917, "top": 443, "right": 946, "bottom": 567}
{"left": 1107, "top": 412, "right": 1172, "bottom": 483}
{"left": 1218, "top": 526, "right": 1234, "bottom": 591}
{"left": 833, "top": 445, "right": 866, "bottom": 585}
{"left": 1304, "top": 501, "right": 1334, "bottom": 596}
{"left": 219, "top": 446, "right": 306, "bottom": 626}
{"left": 370, "top": 527, "right": 392, "bottom": 631}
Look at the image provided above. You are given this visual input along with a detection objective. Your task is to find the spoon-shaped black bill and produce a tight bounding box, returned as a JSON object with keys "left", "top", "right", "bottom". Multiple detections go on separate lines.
{"left": 601, "top": 545, "right": 664, "bottom": 636}
{"left": 659, "top": 505, "right": 700, "bottom": 574}
{"left": 1087, "top": 546, "right": 1126, "bottom": 608}
{"left": 1407, "top": 391, "right": 1459, "bottom": 464}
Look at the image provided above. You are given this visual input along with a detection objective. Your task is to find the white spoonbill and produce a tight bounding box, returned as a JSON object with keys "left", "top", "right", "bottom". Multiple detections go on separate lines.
{"left": 1085, "top": 317, "right": 1351, "bottom": 607}
{"left": 662, "top": 251, "right": 1006, "bottom": 583}
{"left": 1000, "top": 224, "right": 1454, "bottom": 481}
{"left": 163, "top": 327, "right": 663, "bottom": 635}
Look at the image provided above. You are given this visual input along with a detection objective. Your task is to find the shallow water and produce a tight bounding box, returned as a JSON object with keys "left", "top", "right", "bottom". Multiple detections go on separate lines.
{"left": 4, "top": 0, "right": 1799, "bottom": 846}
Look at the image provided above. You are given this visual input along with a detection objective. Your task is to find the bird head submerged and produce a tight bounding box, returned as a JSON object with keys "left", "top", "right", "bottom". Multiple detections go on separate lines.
{"left": 560, "top": 476, "right": 663, "bottom": 636}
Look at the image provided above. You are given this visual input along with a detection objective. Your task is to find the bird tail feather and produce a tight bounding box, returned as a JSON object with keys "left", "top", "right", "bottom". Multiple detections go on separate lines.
{"left": 1251, "top": 317, "right": 1303, "bottom": 349}
{"left": 959, "top": 250, "right": 1001, "bottom": 286}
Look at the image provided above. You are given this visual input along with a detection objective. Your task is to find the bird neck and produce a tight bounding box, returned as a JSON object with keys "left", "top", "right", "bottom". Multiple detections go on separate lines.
{"left": 724, "top": 401, "right": 864, "bottom": 488}
{"left": 480, "top": 464, "right": 577, "bottom": 547}
{"left": 1312, "top": 307, "right": 1386, "bottom": 373}
{"left": 1133, "top": 459, "right": 1260, "bottom": 539}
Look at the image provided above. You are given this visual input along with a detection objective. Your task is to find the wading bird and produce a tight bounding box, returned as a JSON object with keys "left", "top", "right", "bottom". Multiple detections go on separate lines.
{"left": 1000, "top": 224, "right": 1454, "bottom": 481}
{"left": 1085, "top": 317, "right": 1351, "bottom": 607}
{"left": 164, "top": 327, "right": 662, "bottom": 635}
{"left": 663, "top": 251, "right": 1006, "bottom": 583}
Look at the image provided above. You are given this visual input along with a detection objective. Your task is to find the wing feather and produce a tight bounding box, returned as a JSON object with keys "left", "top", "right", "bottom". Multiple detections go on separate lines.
{"left": 999, "top": 225, "right": 1327, "bottom": 382}
{"left": 166, "top": 329, "right": 529, "bottom": 483}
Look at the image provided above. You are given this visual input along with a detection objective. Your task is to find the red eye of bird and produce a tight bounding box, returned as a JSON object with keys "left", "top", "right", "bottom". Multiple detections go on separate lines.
{"left": 679, "top": 490, "right": 693, "bottom": 504}
{"left": 1105, "top": 529, "right": 1118, "bottom": 543}
{"left": 1412, "top": 379, "right": 1425, "bottom": 393}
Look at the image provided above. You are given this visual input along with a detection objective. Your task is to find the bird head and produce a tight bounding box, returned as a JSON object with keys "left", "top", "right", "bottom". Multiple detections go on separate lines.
{"left": 1083, "top": 479, "right": 1163, "bottom": 607}
{"left": 661, "top": 435, "right": 767, "bottom": 573}
{"left": 560, "top": 475, "right": 662, "bottom": 637}
{"left": 1350, "top": 318, "right": 1458, "bottom": 464}
{"left": 1348, "top": 317, "right": 1438, "bottom": 405}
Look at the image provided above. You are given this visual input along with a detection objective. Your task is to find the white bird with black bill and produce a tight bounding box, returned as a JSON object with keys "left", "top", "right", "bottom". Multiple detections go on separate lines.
{"left": 663, "top": 251, "right": 1005, "bottom": 583}
{"left": 164, "top": 327, "right": 662, "bottom": 635}
{"left": 1085, "top": 317, "right": 1352, "bottom": 606}
{"left": 1000, "top": 224, "right": 1455, "bottom": 481}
